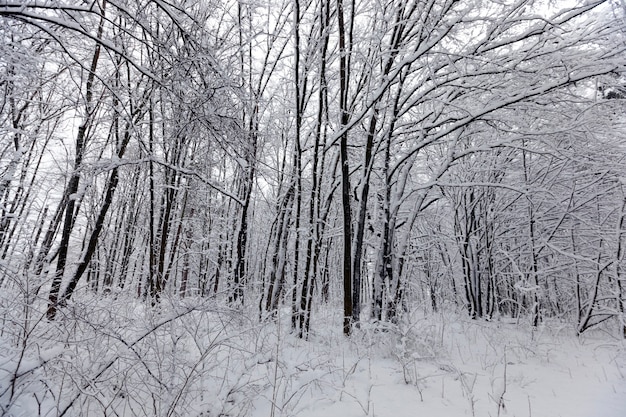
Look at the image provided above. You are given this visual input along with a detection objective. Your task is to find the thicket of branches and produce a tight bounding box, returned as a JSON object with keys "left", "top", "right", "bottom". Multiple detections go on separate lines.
{"left": 1, "top": 0, "right": 626, "bottom": 412}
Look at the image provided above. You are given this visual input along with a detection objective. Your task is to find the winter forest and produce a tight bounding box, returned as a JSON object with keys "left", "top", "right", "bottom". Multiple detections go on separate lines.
{"left": 1, "top": 0, "right": 626, "bottom": 415}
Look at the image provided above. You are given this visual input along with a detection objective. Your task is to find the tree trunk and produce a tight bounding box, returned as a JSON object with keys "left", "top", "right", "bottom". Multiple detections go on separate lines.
{"left": 47, "top": 5, "right": 105, "bottom": 318}
{"left": 337, "top": 0, "right": 353, "bottom": 336}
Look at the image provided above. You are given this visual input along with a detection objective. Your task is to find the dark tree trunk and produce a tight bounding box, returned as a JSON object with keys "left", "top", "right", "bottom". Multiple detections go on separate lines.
{"left": 337, "top": 0, "right": 353, "bottom": 336}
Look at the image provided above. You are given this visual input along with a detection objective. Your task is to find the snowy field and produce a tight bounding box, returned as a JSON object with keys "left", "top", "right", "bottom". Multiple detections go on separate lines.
{"left": 1, "top": 296, "right": 625, "bottom": 417}
{"left": 247, "top": 310, "right": 626, "bottom": 417}
{"left": 283, "top": 315, "right": 626, "bottom": 417}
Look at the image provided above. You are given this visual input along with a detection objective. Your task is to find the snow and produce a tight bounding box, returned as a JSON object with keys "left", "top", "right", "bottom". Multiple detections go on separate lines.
{"left": 1, "top": 299, "right": 624, "bottom": 417}
{"left": 246, "top": 311, "right": 626, "bottom": 417}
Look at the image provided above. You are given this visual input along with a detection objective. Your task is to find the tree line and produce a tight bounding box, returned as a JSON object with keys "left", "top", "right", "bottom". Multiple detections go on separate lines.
{"left": 1, "top": 0, "right": 625, "bottom": 338}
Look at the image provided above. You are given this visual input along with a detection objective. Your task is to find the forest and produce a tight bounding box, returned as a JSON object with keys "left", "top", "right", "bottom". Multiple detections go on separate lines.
{"left": 1, "top": 0, "right": 625, "bottom": 416}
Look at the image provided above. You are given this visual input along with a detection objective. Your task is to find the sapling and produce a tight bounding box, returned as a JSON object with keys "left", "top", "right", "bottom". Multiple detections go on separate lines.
{"left": 490, "top": 347, "right": 507, "bottom": 417}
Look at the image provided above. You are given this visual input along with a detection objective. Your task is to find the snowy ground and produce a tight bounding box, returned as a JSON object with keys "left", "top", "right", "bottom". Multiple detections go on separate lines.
{"left": 247, "top": 310, "right": 626, "bottom": 417}
{"left": 1, "top": 297, "right": 625, "bottom": 417}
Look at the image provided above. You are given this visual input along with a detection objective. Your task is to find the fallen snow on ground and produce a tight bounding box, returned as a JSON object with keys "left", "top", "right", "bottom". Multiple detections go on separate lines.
{"left": 1, "top": 299, "right": 624, "bottom": 417}
{"left": 248, "top": 310, "right": 626, "bottom": 417}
